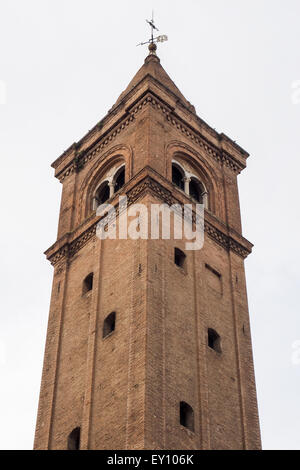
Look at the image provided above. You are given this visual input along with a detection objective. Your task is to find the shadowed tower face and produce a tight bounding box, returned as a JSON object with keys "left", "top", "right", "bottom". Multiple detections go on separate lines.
{"left": 34, "top": 45, "right": 261, "bottom": 450}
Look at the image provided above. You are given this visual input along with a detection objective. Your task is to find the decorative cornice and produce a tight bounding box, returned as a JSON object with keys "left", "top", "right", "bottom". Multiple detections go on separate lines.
{"left": 163, "top": 111, "right": 243, "bottom": 174}
{"left": 56, "top": 91, "right": 246, "bottom": 183}
{"left": 57, "top": 113, "right": 136, "bottom": 182}
{"left": 47, "top": 245, "right": 69, "bottom": 267}
{"left": 139, "top": 93, "right": 245, "bottom": 173}
{"left": 46, "top": 174, "right": 252, "bottom": 266}
{"left": 138, "top": 94, "right": 246, "bottom": 173}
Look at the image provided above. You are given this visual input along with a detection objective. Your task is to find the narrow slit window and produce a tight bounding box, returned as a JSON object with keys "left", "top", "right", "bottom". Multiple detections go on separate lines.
{"left": 67, "top": 427, "right": 80, "bottom": 450}
{"left": 208, "top": 328, "right": 221, "bottom": 353}
{"left": 174, "top": 248, "right": 186, "bottom": 268}
{"left": 103, "top": 312, "right": 116, "bottom": 338}
{"left": 82, "top": 273, "right": 93, "bottom": 296}
{"left": 180, "top": 402, "right": 194, "bottom": 432}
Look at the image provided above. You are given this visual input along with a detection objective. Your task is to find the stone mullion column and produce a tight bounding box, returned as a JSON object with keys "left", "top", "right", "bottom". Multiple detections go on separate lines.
{"left": 80, "top": 235, "right": 102, "bottom": 450}
{"left": 184, "top": 176, "right": 191, "bottom": 195}
{"left": 108, "top": 182, "right": 115, "bottom": 198}
{"left": 202, "top": 192, "right": 208, "bottom": 210}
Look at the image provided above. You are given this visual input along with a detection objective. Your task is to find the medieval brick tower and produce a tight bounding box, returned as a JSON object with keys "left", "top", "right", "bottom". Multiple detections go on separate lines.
{"left": 34, "top": 44, "right": 261, "bottom": 450}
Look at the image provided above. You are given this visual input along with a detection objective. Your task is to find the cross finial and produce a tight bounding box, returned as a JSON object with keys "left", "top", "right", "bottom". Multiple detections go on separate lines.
{"left": 137, "top": 12, "right": 168, "bottom": 54}
{"left": 146, "top": 11, "right": 158, "bottom": 43}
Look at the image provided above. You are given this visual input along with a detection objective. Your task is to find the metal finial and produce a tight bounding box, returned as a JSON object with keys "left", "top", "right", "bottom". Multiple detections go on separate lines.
{"left": 136, "top": 12, "right": 168, "bottom": 53}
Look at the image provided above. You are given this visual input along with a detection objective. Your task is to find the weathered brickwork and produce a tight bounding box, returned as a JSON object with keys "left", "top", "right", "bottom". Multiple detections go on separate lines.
{"left": 34, "top": 51, "right": 261, "bottom": 450}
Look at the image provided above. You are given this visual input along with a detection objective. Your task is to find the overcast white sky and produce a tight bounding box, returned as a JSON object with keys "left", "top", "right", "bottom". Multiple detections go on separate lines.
{"left": 0, "top": 0, "right": 299, "bottom": 450}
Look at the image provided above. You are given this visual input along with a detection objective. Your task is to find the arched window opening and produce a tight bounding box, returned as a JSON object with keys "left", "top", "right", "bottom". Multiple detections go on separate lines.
{"left": 82, "top": 273, "right": 93, "bottom": 296}
{"left": 180, "top": 402, "right": 194, "bottom": 432}
{"left": 114, "top": 167, "right": 125, "bottom": 193}
{"left": 174, "top": 248, "right": 186, "bottom": 269}
{"left": 189, "top": 179, "right": 204, "bottom": 203}
{"left": 172, "top": 164, "right": 184, "bottom": 191}
{"left": 103, "top": 312, "right": 116, "bottom": 338}
{"left": 95, "top": 182, "right": 110, "bottom": 207}
{"left": 208, "top": 328, "right": 221, "bottom": 353}
{"left": 67, "top": 427, "right": 81, "bottom": 450}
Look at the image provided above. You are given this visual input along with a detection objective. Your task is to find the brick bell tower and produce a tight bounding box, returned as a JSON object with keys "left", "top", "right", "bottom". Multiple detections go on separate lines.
{"left": 34, "top": 42, "right": 261, "bottom": 450}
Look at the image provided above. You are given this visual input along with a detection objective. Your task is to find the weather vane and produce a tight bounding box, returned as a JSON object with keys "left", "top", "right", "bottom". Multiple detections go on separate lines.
{"left": 137, "top": 12, "right": 168, "bottom": 53}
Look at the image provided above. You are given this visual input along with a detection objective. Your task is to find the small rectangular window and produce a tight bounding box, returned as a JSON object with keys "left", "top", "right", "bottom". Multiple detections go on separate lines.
{"left": 82, "top": 273, "right": 93, "bottom": 296}
{"left": 103, "top": 312, "right": 116, "bottom": 338}
{"left": 208, "top": 328, "right": 222, "bottom": 354}
{"left": 174, "top": 248, "right": 186, "bottom": 269}
{"left": 67, "top": 427, "right": 80, "bottom": 450}
{"left": 180, "top": 402, "right": 194, "bottom": 432}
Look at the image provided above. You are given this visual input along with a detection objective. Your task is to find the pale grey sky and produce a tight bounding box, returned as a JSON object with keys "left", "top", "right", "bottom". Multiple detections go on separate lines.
{"left": 0, "top": 0, "right": 299, "bottom": 450}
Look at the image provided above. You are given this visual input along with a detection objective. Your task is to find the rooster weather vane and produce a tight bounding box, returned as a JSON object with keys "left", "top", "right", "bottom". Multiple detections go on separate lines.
{"left": 137, "top": 12, "right": 168, "bottom": 53}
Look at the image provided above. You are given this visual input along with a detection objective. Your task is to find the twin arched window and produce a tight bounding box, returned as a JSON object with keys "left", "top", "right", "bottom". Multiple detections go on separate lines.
{"left": 92, "top": 160, "right": 207, "bottom": 210}
{"left": 94, "top": 165, "right": 125, "bottom": 209}
{"left": 172, "top": 162, "right": 208, "bottom": 206}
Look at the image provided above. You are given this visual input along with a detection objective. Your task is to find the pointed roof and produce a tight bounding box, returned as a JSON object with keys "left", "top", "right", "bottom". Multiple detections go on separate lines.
{"left": 111, "top": 53, "right": 196, "bottom": 114}
{"left": 52, "top": 49, "right": 249, "bottom": 174}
